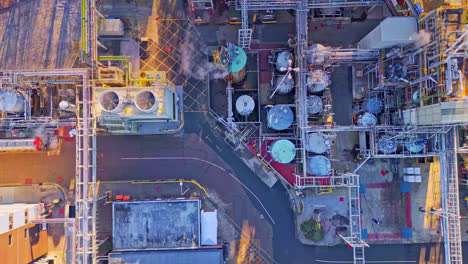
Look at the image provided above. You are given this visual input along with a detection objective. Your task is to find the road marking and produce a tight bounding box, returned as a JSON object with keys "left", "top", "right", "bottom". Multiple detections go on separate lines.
{"left": 216, "top": 145, "right": 223, "bottom": 152}
{"left": 316, "top": 260, "right": 417, "bottom": 263}
{"left": 205, "top": 135, "right": 212, "bottom": 142}
{"left": 121, "top": 156, "right": 276, "bottom": 224}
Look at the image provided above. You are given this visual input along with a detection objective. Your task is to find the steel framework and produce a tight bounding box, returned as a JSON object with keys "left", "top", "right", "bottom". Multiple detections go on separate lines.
{"left": 236, "top": 0, "right": 383, "bottom": 10}
{"left": 439, "top": 127, "right": 463, "bottom": 264}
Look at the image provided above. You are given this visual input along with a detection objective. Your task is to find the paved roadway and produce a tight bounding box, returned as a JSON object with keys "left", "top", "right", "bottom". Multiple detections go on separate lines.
{"left": 97, "top": 112, "right": 468, "bottom": 263}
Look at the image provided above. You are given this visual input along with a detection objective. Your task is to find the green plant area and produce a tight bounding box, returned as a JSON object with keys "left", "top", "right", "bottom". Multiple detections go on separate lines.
{"left": 300, "top": 219, "right": 324, "bottom": 242}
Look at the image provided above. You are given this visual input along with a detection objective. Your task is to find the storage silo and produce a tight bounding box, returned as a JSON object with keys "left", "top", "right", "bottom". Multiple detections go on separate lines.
{"left": 267, "top": 105, "right": 293, "bottom": 131}
{"left": 59, "top": 101, "right": 76, "bottom": 112}
{"left": 229, "top": 46, "right": 247, "bottom": 83}
{"left": 236, "top": 95, "right": 255, "bottom": 116}
{"left": 270, "top": 139, "right": 296, "bottom": 164}
{"left": 305, "top": 133, "right": 330, "bottom": 154}
{"left": 98, "top": 90, "right": 124, "bottom": 113}
{"left": 307, "top": 70, "right": 330, "bottom": 93}
{"left": 357, "top": 112, "right": 377, "bottom": 126}
{"left": 0, "top": 89, "right": 25, "bottom": 113}
{"left": 364, "top": 98, "right": 382, "bottom": 114}
{"left": 307, "top": 44, "right": 326, "bottom": 65}
{"left": 274, "top": 75, "right": 295, "bottom": 95}
{"left": 308, "top": 155, "right": 331, "bottom": 176}
{"left": 307, "top": 95, "right": 323, "bottom": 115}
{"left": 276, "top": 51, "right": 294, "bottom": 72}
{"left": 378, "top": 136, "right": 398, "bottom": 153}
{"left": 134, "top": 89, "right": 159, "bottom": 113}
{"left": 404, "top": 137, "right": 427, "bottom": 153}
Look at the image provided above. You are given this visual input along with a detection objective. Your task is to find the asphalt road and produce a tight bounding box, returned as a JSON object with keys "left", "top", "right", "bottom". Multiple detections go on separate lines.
{"left": 96, "top": 112, "right": 468, "bottom": 263}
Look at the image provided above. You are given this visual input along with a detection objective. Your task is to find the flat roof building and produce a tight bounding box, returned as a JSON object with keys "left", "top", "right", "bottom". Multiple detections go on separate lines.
{"left": 112, "top": 200, "right": 201, "bottom": 250}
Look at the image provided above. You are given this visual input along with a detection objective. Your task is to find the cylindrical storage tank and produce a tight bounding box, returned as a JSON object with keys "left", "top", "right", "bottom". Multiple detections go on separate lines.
{"left": 267, "top": 105, "right": 293, "bottom": 131}
{"left": 378, "top": 136, "right": 398, "bottom": 153}
{"left": 357, "top": 112, "right": 377, "bottom": 126}
{"left": 274, "top": 75, "right": 295, "bottom": 95}
{"left": 276, "top": 51, "right": 294, "bottom": 72}
{"left": 307, "top": 44, "right": 326, "bottom": 65}
{"left": 307, "top": 95, "right": 323, "bottom": 115}
{"left": 0, "top": 89, "right": 24, "bottom": 113}
{"left": 0, "top": 139, "right": 37, "bottom": 152}
{"left": 364, "top": 98, "right": 382, "bottom": 114}
{"left": 98, "top": 90, "right": 124, "bottom": 113}
{"left": 305, "top": 133, "right": 330, "bottom": 154}
{"left": 236, "top": 95, "right": 255, "bottom": 116}
{"left": 59, "top": 101, "right": 76, "bottom": 112}
{"left": 404, "top": 138, "right": 427, "bottom": 153}
{"left": 307, "top": 70, "right": 330, "bottom": 93}
{"left": 134, "top": 89, "right": 159, "bottom": 113}
{"left": 270, "top": 139, "right": 296, "bottom": 164}
{"left": 229, "top": 46, "right": 247, "bottom": 84}
{"left": 308, "top": 155, "right": 331, "bottom": 176}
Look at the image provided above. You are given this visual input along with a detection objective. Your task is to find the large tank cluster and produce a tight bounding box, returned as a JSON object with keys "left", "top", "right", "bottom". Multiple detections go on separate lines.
{"left": 377, "top": 134, "right": 428, "bottom": 154}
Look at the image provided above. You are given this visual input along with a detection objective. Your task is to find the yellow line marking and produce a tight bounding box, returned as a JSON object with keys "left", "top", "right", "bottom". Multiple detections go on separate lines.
{"left": 216, "top": 145, "right": 223, "bottom": 152}
{"left": 205, "top": 135, "right": 212, "bottom": 142}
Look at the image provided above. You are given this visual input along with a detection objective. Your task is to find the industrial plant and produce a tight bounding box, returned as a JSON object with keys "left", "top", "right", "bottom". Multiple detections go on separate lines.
{"left": 0, "top": 0, "right": 468, "bottom": 263}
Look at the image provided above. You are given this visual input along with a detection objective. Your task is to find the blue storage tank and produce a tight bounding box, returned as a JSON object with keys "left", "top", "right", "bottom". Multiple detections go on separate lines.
{"left": 364, "top": 98, "right": 382, "bottom": 114}
{"left": 378, "top": 136, "right": 398, "bottom": 153}
{"left": 405, "top": 138, "right": 427, "bottom": 153}
{"left": 308, "top": 155, "right": 331, "bottom": 176}
{"left": 267, "top": 105, "right": 293, "bottom": 131}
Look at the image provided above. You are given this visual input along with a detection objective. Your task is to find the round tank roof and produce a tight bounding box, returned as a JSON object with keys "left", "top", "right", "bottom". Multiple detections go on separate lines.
{"left": 274, "top": 75, "right": 295, "bottom": 95}
{"left": 365, "top": 98, "right": 382, "bottom": 114}
{"left": 306, "top": 133, "right": 330, "bottom": 154}
{"left": 378, "top": 136, "right": 398, "bottom": 153}
{"left": 276, "top": 51, "right": 294, "bottom": 72}
{"left": 229, "top": 46, "right": 247, "bottom": 73}
{"left": 308, "top": 44, "right": 326, "bottom": 65}
{"left": 405, "top": 138, "right": 426, "bottom": 153}
{"left": 267, "top": 105, "right": 294, "bottom": 131}
{"left": 307, "top": 95, "right": 323, "bottom": 115}
{"left": 0, "top": 89, "right": 24, "bottom": 113}
{"left": 308, "top": 155, "right": 331, "bottom": 176}
{"left": 270, "top": 139, "right": 296, "bottom": 164}
{"left": 307, "top": 70, "right": 329, "bottom": 93}
{"left": 236, "top": 95, "right": 255, "bottom": 116}
{"left": 357, "top": 112, "right": 377, "bottom": 126}
{"left": 135, "top": 90, "right": 159, "bottom": 113}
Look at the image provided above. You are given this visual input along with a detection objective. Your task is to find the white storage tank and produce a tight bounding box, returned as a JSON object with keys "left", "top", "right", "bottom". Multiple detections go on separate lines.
{"left": 305, "top": 133, "right": 330, "bottom": 154}
{"left": 134, "top": 89, "right": 159, "bottom": 113}
{"left": 307, "top": 95, "right": 323, "bottom": 115}
{"left": 274, "top": 75, "right": 295, "bottom": 95}
{"left": 59, "top": 101, "right": 76, "bottom": 113}
{"left": 99, "top": 90, "right": 124, "bottom": 113}
{"left": 307, "top": 70, "right": 330, "bottom": 93}
{"left": 0, "top": 89, "right": 25, "bottom": 113}
{"left": 308, "top": 155, "right": 331, "bottom": 176}
{"left": 236, "top": 95, "right": 255, "bottom": 116}
{"left": 276, "top": 51, "right": 294, "bottom": 72}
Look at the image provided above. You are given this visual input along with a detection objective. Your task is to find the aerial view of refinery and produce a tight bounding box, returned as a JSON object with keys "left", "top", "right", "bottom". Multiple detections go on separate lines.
{"left": 0, "top": 0, "right": 468, "bottom": 263}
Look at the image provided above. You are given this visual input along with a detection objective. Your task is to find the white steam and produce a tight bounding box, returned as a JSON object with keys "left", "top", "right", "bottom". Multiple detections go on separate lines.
{"left": 179, "top": 40, "right": 229, "bottom": 80}
{"left": 413, "top": 30, "right": 432, "bottom": 48}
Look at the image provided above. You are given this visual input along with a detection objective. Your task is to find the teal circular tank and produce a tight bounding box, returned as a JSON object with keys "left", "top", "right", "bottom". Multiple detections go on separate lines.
{"left": 270, "top": 140, "right": 296, "bottom": 164}
{"left": 229, "top": 46, "right": 247, "bottom": 73}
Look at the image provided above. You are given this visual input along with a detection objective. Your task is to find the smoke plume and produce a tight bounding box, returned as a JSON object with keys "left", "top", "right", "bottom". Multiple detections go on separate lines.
{"left": 179, "top": 40, "right": 229, "bottom": 80}
{"left": 413, "top": 30, "right": 432, "bottom": 48}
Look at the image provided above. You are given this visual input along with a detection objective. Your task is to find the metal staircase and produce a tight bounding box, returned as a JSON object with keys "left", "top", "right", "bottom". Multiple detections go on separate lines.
{"left": 238, "top": 0, "right": 252, "bottom": 49}
{"left": 75, "top": 77, "right": 97, "bottom": 264}
{"left": 338, "top": 173, "right": 368, "bottom": 264}
{"left": 439, "top": 128, "right": 463, "bottom": 264}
